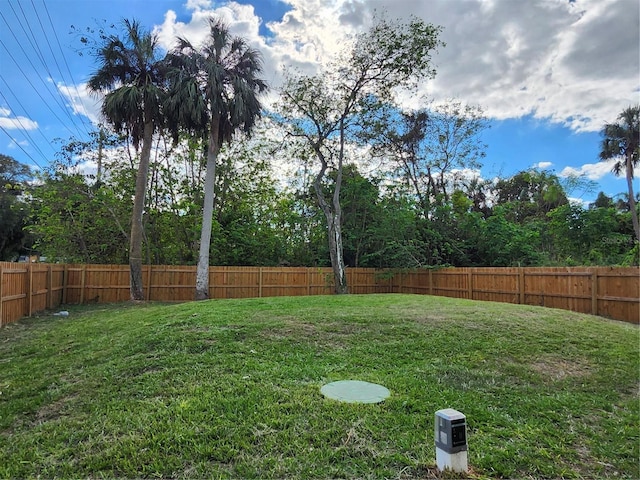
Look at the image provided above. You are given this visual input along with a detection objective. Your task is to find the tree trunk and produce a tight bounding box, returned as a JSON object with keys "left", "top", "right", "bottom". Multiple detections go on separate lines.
{"left": 327, "top": 211, "right": 348, "bottom": 294}
{"left": 332, "top": 121, "right": 348, "bottom": 294}
{"left": 195, "top": 119, "right": 220, "bottom": 300}
{"left": 129, "top": 120, "right": 154, "bottom": 301}
{"left": 626, "top": 156, "right": 640, "bottom": 244}
{"left": 311, "top": 126, "right": 348, "bottom": 295}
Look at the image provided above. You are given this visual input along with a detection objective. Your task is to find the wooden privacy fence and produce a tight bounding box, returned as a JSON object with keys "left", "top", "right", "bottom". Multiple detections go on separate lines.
{"left": 393, "top": 266, "right": 639, "bottom": 325}
{"left": 1, "top": 263, "right": 638, "bottom": 325}
{"left": 0, "top": 262, "right": 65, "bottom": 326}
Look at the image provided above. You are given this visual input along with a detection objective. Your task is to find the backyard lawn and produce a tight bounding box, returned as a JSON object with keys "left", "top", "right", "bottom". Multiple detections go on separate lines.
{"left": 0, "top": 294, "right": 638, "bottom": 479}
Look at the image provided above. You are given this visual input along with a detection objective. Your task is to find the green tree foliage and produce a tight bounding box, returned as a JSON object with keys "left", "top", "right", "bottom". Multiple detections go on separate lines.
{"left": 20, "top": 18, "right": 638, "bottom": 271}
{"left": 0, "top": 154, "right": 32, "bottom": 260}
{"left": 547, "top": 202, "right": 637, "bottom": 265}
{"left": 29, "top": 170, "right": 130, "bottom": 264}
{"left": 475, "top": 206, "right": 543, "bottom": 266}
{"left": 207, "top": 140, "right": 288, "bottom": 266}
{"left": 330, "top": 164, "right": 380, "bottom": 268}
{"left": 493, "top": 169, "right": 568, "bottom": 223}
{"left": 29, "top": 132, "right": 132, "bottom": 263}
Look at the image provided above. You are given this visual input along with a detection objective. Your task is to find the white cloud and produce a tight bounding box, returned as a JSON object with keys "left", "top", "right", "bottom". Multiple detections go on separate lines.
{"left": 153, "top": 0, "right": 358, "bottom": 91}
{"left": 568, "top": 196, "right": 590, "bottom": 208}
{"left": 534, "top": 161, "right": 553, "bottom": 169}
{"left": 186, "top": 0, "right": 212, "bottom": 10}
{"left": 7, "top": 139, "right": 29, "bottom": 149}
{"left": 57, "top": 82, "right": 102, "bottom": 125}
{"left": 155, "top": 2, "right": 265, "bottom": 52}
{"left": 0, "top": 108, "right": 38, "bottom": 130}
{"left": 365, "top": 0, "right": 638, "bottom": 132}
{"left": 559, "top": 160, "right": 616, "bottom": 181}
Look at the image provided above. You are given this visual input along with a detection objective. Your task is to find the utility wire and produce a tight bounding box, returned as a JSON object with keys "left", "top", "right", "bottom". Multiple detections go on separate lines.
{"left": 0, "top": 75, "right": 57, "bottom": 160}
{"left": 42, "top": 0, "right": 95, "bottom": 134}
{"left": 3, "top": 1, "right": 86, "bottom": 138}
{"left": 0, "top": 124, "right": 44, "bottom": 170}
{"left": 0, "top": 37, "right": 84, "bottom": 140}
{"left": 0, "top": 90, "right": 51, "bottom": 165}
{"left": 29, "top": 0, "right": 92, "bottom": 136}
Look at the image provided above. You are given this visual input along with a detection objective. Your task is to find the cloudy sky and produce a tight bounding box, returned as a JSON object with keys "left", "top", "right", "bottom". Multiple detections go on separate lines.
{"left": 0, "top": 0, "right": 638, "bottom": 202}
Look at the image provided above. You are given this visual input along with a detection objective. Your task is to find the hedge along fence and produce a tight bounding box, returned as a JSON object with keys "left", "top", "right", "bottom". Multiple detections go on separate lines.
{"left": 1, "top": 263, "right": 638, "bottom": 326}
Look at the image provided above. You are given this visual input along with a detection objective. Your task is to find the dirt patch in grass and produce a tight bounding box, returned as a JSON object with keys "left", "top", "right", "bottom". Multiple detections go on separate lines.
{"left": 530, "top": 356, "right": 592, "bottom": 381}
{"left": 259, "top": 321, "right": 318, "bottom": 341}
{"left": 35, "top": 393, "right": 79, "bottom": 424}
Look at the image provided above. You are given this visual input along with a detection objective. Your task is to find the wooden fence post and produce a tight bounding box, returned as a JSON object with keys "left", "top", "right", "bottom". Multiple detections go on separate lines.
{"left": 0, "top": 265, "right": 4, "bottom": 325}
{"left": 468, "top": 270, "right": 473, "bottom": 299}
{"left": 46, "top": 265, "right": 52, "bottom": 309}
{"left": 429, "top": 269, "right": 433, "bottom": 295}
{"left": 519, "top": 268, "right": 525, "bottom": 305}
{"left": 80, "top": 265, "right": 86, "bottom": 304}
{"left": 591, "top": 270, "right": 598, "bottom": 316}
{"left": 259, "top": 267, "right": 263, "bottom": 298}
{"left": 27, "top": 263, "right": 33, "bottom": 317}
{"left": 146, "top": 265, "right": 152, "bottom": 301}
{"left": 62, "top": 265, "right": 68, "bottom": 304}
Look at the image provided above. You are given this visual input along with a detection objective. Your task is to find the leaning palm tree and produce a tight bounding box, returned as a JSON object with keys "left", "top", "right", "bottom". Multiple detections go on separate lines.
{"left": 87, "top": 19, "right": 166, "bottom": 300}
{"left": 165, "top": 18, "right": 267, "bottom": 300}
{"left": 599, "top": 106, "right": 640, "bottom": 244}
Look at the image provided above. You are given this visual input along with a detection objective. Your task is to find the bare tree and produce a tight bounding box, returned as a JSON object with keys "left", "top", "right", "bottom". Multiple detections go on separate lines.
{"left": 277, "top": 15, "right": 443, "bottom": 293}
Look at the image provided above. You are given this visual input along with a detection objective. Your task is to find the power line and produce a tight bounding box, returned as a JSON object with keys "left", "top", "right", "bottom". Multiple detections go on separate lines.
{"left": 0, "top": 15, "right": 82, "bottom": 140}
{"left": 41, "top": 0, "right": 94, "bottom": 134}
{"left": 0, "top": 124, "right": 45, "bottom": 170}
{"left": 0, "top": 75, "right": 57, "bottom": 161}
{"left": 0, "top": 36, "right": 83, "bottom": 140}
{"left": 28, "top": 0, "right": 92, "bottom": 136}
{"left": 3, "top": 2, "right": 86, "bottom": 139}
{"left": 1, "top": 1, "right": 90, "bottom": 140}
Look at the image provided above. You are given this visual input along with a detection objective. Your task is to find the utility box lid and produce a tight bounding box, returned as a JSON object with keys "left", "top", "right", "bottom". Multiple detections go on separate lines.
{"left": 436, "top": 408, "right": 466, "bottom": 421}
{"left": 320, "top": 380, "right": 390, "bottom": 404}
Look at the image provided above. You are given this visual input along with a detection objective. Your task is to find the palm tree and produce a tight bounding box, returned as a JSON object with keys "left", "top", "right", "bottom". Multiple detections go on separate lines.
{"left": 165, "top": 18, "right": 267, "bottom": 300}
{"left": 599, "top": 106, "right": 640, "bottom": 244}
{"left": 87, "top": 19, "right": 166, "bottom": 300}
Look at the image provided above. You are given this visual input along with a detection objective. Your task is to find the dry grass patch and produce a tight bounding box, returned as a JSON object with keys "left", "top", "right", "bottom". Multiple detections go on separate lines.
{"left": 529, "top": 356, "right": 593, "bottom": 381}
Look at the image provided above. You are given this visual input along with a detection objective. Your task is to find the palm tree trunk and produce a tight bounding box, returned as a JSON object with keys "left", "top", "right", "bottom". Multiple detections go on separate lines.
{"left": 129, "top": 121, "right": 154, "bottom": 301}
{"left": 195, "top": 120, "right": 220, "bottom": 300}
{"left": 626, "top": 156, "right": 640, "bottom": 243}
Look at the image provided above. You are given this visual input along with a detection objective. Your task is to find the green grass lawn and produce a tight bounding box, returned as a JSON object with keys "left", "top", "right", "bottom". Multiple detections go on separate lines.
{"left": 0, "top": 294, "right": 638, "bottom": 479}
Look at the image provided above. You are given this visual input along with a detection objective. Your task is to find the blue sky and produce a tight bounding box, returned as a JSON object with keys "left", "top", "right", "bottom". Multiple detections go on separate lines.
{"left": 0, "top": 0, "right": 638, "bottom": 203}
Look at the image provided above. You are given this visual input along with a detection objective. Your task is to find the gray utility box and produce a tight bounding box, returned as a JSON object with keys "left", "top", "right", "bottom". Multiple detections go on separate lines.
{"left": 435, "top": 409, "right": 467, "bottom": 454}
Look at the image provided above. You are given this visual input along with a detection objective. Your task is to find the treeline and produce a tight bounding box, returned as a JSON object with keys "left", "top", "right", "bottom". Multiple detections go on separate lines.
{"left": 1, "top": 132, "right": 637, "bottom": 267}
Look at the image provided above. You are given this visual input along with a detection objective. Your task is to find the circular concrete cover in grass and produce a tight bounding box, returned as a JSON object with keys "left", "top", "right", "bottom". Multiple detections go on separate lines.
{"left": 320, "top": 380, "right": 390, "bottom": 404}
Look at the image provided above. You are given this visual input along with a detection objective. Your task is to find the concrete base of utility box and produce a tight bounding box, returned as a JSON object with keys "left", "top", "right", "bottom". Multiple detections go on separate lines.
{"left": 436, "top": 447, "right": 468, "bottom": 473}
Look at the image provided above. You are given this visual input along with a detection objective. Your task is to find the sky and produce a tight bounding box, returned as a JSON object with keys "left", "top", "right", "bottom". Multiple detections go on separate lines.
{"left": 0, "top": 0, "right": 638, "bottom": 203}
